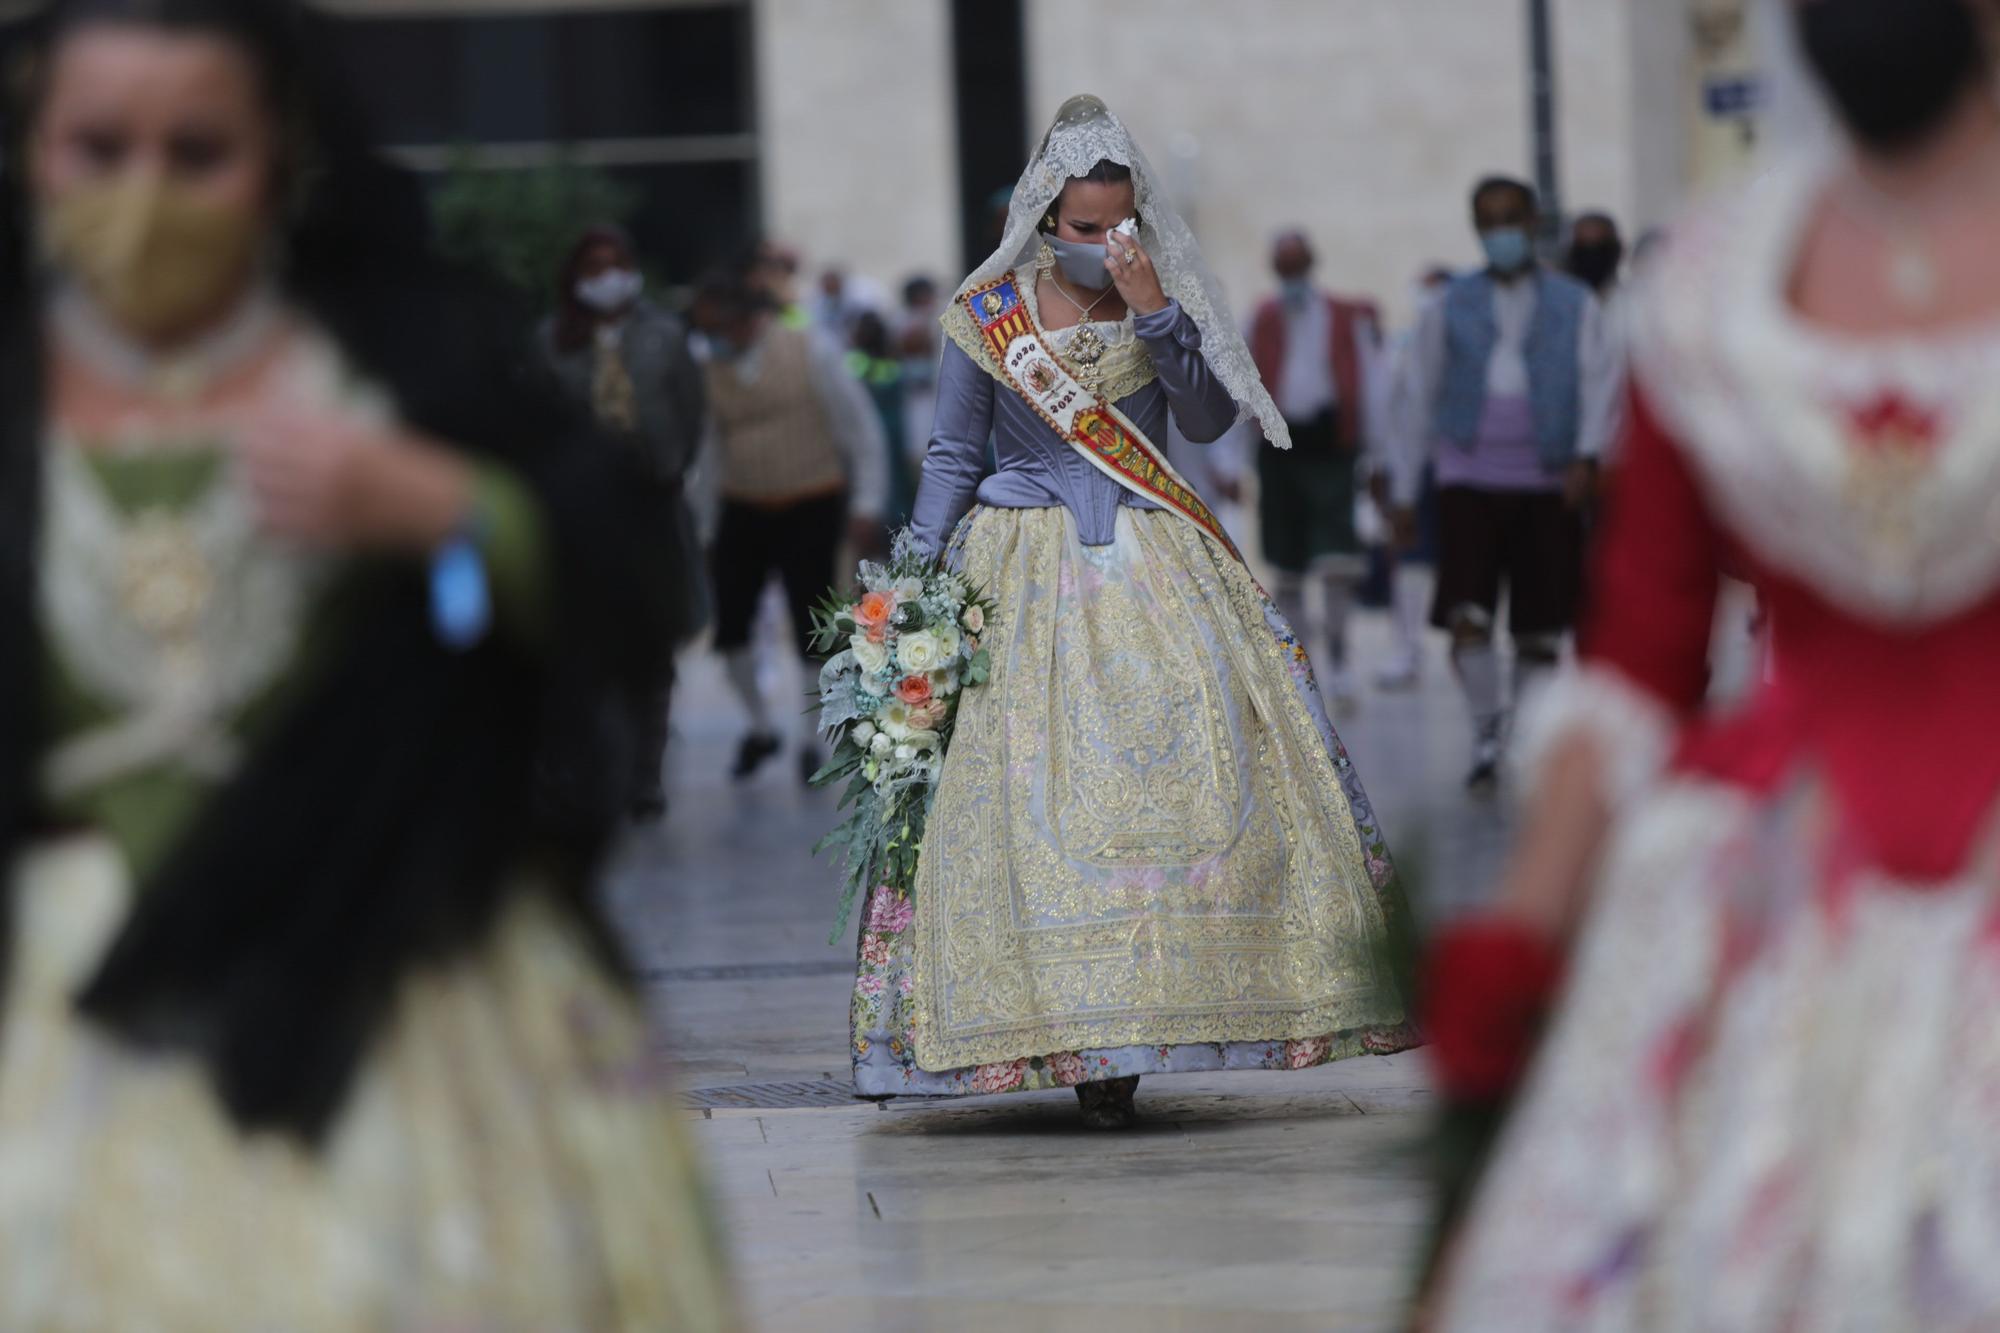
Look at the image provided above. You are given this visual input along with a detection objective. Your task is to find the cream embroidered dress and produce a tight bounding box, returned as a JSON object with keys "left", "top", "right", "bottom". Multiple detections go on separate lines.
{"left": 851, "top": 97, "right": 1414, "bottom": 1098}
{"left": 4, "top": 323, "right": 735, "bottom": 1331}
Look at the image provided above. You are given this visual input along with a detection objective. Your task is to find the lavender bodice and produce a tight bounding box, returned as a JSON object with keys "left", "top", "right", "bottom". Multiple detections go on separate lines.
{"left": 908, "top": 300, "right": 1237, "bottom": 551}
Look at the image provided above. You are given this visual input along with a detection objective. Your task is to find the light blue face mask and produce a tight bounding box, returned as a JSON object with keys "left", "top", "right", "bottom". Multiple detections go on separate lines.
{"left": 1046, "top": 234, "right": 1113, "bottom": 290}
{"left": 1479, "top": 227, "right": 1534, "bottom": 275}
{"left": 1279, "top": 276, "right": 1313, "bottom": 306}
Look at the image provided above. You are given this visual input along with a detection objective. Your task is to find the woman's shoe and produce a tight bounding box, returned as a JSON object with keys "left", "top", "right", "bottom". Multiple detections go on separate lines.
{"left": 1075, "top": 1075, "right": 1140, "bottom": 1129}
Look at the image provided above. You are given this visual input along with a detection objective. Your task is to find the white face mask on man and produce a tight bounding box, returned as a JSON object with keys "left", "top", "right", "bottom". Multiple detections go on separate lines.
{"left": 576, "top": 267, "right": 644, "bottom": 314}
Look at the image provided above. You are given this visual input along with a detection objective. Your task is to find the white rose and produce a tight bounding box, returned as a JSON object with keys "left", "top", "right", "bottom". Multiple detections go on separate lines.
{"left": 870, "top": 732, "right": 893, "bottom": 755}
{"left": 962, "top": 604, "right": 985, "bottom": 634}
{"left": 858, "top": 671, "right": 888, "bottom": 697}
{"left": 896, "top": 629, "right": 944, "bottom": 673}
{"left": 850, "top": 634, "right": 890, "bottom": 675}
{"left": 893, "top": 576, "right": 924, "bottom": 602}
{"left": 852, "top": 721, "right": 876, "bottom": 745}
{"left": 906, "top": 729, "right": 941, "bottom": 752}
{"left": 894, "top": 744, "right": 915, "bottom": 761}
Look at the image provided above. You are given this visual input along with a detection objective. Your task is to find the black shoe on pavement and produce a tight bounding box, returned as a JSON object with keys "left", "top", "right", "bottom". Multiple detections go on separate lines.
{"left": 1076, "top": 1075, "right": 1141, "bottom": 1130}
{"left": 630, "top": 789, "right": 668, "bottom": 823}
{"left": 799, "top": 745, "right": 823, "bottom": 787}
{"left": 731, "top": 732, "right": 782, "bottom": 781}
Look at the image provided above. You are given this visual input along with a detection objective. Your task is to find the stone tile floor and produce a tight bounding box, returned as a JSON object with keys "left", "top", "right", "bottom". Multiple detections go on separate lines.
{"left": 606, "top": 593, "right": 1513, "bottom": 1331}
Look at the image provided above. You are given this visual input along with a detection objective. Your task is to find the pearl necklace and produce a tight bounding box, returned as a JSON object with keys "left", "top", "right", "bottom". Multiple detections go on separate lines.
{"left": 51, "top": 281, "right": 285, "bottom": 403}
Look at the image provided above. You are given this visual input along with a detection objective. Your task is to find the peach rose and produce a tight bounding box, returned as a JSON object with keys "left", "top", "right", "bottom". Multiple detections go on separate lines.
{"left": 894, "top": 674, "right": 933, "bottom": 705}
{"left": 854, "top": 591, "right": 896, "bottom": 632}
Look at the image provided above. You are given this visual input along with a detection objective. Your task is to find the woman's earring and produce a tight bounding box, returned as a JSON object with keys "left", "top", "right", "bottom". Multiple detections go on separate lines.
{"left": 1044, "top": 213, "right": 1057, "bottom": 231}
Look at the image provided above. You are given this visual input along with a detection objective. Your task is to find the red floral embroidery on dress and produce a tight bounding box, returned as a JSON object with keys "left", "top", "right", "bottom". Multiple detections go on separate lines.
{"left": 1848, "top": 391, "right": 1941, "bottom": 455}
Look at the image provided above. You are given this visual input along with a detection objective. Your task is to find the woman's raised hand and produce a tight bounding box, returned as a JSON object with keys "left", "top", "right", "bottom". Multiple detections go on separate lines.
{"left": 238, "top": 404, "right": 473, "bottom": 554}
{"left": 1104, "top": 230, "right": 1169, "bottom": 317}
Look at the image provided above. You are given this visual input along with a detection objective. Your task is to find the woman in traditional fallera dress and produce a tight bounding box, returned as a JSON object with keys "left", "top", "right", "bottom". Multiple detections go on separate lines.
{"left": 851, "top": 95, "right": 1415, "bottom": 1127}
{"left": 1431, "top": 0, "right": 2000, "bottom": 1326}
{"left": 0, "top": 1, "right": 733, "bottom": 1326}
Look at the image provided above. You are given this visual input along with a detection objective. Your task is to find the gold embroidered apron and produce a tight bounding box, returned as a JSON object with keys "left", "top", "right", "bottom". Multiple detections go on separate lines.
{"left": 913, "top": 502, "right": 1404, "bottom": 1070}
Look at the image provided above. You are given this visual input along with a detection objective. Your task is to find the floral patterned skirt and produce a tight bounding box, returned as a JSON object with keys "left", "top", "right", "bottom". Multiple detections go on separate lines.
{"left": 0, "top": 835, "right": 738, "bottom": 1332}
{"left": 1439, "top": 777, "right": 2000, "bottom": 1330}
{"left": 852, "top": 504, "right": 1415, "bottom": 1098}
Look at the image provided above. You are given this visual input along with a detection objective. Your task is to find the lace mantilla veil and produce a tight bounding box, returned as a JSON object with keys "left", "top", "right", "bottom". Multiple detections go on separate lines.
{"left": 941, "top": 94, "right": 1291, "bottom": 451}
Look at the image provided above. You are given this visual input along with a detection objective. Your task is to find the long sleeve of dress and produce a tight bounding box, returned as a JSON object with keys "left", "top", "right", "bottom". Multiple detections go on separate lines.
{"left": 1515, "top": 384, "right": 1724, "bottom": 809}
{"left": 466, "top": 463, "right": 552, "bottom": 646}
{"left": 1577, "top": 385, "right": 1723, "bottom": 712}
{"left": 1134, "top": 301, "right": 1238, "bottom": 444}
{"left": 907, "top": 340, "right": 995, "bottom": 554}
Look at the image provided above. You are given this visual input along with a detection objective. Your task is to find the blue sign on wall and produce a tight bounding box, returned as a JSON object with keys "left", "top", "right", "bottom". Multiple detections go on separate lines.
{"left": 1704, "top": 76, "right": 1764, "bottom": 118}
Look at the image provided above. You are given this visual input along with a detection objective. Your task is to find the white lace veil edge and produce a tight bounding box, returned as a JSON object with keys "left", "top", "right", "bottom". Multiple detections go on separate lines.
{"left": 940, "top": 94, "right": 1291, "bottom": 451}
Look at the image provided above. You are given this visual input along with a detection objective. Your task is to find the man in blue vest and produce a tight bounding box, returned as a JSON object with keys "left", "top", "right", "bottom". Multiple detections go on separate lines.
{"left": 1386, "top": 175, "right": 1622, "bottom": 790}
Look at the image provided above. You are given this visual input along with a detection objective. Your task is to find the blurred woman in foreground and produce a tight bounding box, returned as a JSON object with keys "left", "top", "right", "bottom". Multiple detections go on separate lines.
{"left": 0, "top": 0, "right": 733, "bottom": 1326}
{"left": 1432, "top": 0, "right": 2000, "bottom": 1325}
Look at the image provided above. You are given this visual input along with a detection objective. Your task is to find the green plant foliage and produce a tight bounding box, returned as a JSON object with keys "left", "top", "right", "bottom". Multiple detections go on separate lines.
{"left": 429, "top": 149, "right": 640, "bottom": 301}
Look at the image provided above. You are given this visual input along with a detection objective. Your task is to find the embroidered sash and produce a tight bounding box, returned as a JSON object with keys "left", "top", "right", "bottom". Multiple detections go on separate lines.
{"left": 962, "top": 272, "right": 1241, "bottom": 561}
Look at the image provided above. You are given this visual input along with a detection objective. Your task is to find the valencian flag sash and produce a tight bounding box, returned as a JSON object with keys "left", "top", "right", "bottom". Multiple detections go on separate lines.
{"left": 961, "top": 272, "right": 1242, "bottom": 562}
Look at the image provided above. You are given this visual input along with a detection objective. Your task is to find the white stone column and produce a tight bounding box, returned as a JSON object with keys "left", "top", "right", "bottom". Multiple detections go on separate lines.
{"left": 1623, "top": 0, "right": 1695, "bottom": 230}
{"left": 753, "top": 0, "right": 959, "bottom": 296}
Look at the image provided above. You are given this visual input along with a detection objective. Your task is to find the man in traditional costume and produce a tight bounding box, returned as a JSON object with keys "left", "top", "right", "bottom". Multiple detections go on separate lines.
{"left": 1390, "top": 177, "right": 1622, "bottom": 788}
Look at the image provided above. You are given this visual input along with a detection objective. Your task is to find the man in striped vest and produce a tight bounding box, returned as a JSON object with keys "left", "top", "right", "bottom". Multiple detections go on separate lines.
{"left": 1388, "top": 176, "right": 1622, "bottom": 790}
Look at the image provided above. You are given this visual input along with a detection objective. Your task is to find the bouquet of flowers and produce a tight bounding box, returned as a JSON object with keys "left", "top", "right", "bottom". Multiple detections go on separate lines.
{"left": 808, "top": 531, "right": 995, "bottom": 939}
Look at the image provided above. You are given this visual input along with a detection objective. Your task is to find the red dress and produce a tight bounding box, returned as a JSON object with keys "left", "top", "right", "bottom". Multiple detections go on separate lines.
{"left": 1439, "top": 153, "right": 2000, "bottom": 1330}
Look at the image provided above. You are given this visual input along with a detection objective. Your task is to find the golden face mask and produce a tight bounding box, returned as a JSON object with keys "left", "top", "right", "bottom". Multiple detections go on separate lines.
{"left": 40, "top": 176, "right": 264, "bottom": 341}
